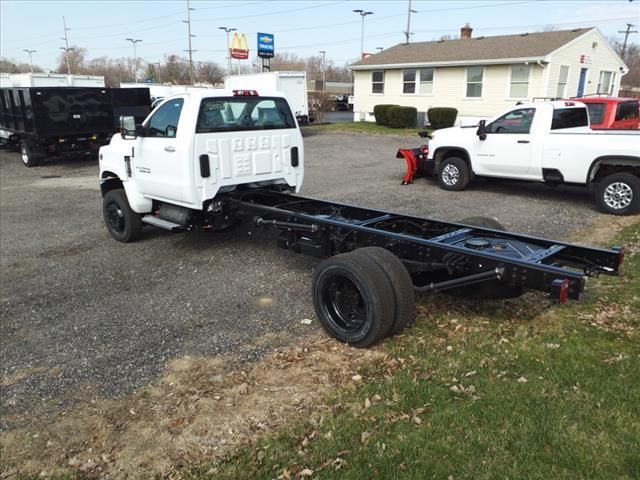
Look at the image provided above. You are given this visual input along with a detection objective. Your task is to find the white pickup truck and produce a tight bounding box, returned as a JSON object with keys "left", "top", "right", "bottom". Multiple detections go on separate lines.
{"left": 426, "top": 101, "right": 640, "bottom": 215}
{"left": 99, "top": 89, "right": 304, "bottom": 242}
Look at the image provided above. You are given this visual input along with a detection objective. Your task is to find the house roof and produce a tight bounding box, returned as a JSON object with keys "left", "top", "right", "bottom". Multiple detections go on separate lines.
{"left": 351, "top": 28, "right": 594, "bottom": 69}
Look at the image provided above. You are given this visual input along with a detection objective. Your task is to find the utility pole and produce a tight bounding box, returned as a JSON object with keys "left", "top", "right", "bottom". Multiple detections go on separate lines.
{"left": 126, "top": 38, "right": 142, "bottom": 83}
{"left": 618, "top": 23, "right": 638, "bottom": 58}
{"left": 404, "top": 0, "right": 417, "bottom": 44}
{"left": 183, "top": 0, "right": 196, "bottom": 84}
{"left": 61, "top": 16, "right": 72, "bottom": 75}
{"left": 353, "top": 9, "right": 374, "bottom": 59}
{"left": 23, "top": 49, "right": 36, "bottom": 73}
{"left": 218, "top": 26, "right": 237, "bottom": 74}
{"left": 154, "top": 61, "right": 162, "bottom": 83}
{"left": 319, "top": 50, "right": 326, "bottom": 91}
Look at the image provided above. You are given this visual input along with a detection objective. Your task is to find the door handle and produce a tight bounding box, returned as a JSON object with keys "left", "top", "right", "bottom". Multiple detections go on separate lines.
{"left": 164, "top": 146, "right": 176, "bottom": 152}
{"left": 517, "top": 140, "right": 530, "bottom": 144}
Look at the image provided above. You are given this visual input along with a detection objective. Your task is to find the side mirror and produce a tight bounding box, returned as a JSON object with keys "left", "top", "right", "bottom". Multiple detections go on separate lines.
{"left": 120, "top": 116, "right": 137, "bottom": 139}
{"left": 476, "top": 119, "right": 487, "bottom": 141}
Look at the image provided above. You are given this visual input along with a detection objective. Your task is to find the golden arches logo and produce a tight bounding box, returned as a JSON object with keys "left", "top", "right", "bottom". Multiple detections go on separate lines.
{"left": 230, "top": 32, "right": 249, "bottom": 60}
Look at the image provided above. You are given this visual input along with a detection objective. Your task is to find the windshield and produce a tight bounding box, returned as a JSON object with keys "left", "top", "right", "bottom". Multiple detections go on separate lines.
{"left": 196, "top": 96, "right": 296, "bottom": 133}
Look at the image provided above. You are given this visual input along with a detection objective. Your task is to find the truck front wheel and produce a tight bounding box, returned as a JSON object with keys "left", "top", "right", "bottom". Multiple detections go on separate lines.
{"left": 595, "top": 173, "right": 640, "bottom": 215}
{"left": 102, "top": 189, "right": 142, "bottom": 242}
{"left": 312, "top": 252, "right": 395, "bottom": 348}
{"left": 437, "top": 157, "right": 470, "bottom": 191}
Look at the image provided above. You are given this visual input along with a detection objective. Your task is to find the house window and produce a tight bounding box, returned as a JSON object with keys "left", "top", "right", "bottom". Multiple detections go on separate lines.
{"left": 556, "top": 65, "right": 569, "bottom": 98}
{"left": 509, "top": 65, "right": 530, "bottom": 98}
{"left": 597, "top": 71, "right": 615, "bottom": 95}
{"left": 371, "top": 70, "right": 384, "bottom": 94}
{"left": 401, "top": 68, "right": 435, "bottom": 95}
{"left": 419, "top": 68, "right": 434, "bottom": 94}
{"left": 403, "top": 70, "right": 416, "bottom": 93}
{"left": 466, "top": 66, "right": 484, "bottom": 98}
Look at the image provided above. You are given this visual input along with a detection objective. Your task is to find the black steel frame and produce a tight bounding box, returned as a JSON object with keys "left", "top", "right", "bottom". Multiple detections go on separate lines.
{"left": 225, "top": 189, "right": 622, "bottom": 301}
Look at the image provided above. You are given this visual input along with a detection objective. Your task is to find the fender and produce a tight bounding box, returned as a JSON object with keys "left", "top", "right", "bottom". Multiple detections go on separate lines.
{"left": 431, "top": 146, "right": 474, "bottom": 175}
{"left": 100, "top": 170, "right": 152, "bottom": 214}
{"left": 587, "top": 155, "right": 640, "bottom": 183}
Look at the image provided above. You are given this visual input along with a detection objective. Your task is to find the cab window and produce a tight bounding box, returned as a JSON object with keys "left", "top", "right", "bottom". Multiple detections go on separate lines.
{"left": 145, "top": 98, "right": 184, "bottom": 137}
{"left": 196, "top": 96, "right": 296, "bottom": 133}
{"left": 551, "top": 108, "right": 588, "bottom": 130}
{"left": 487, "top": 108, "right": 535, "bottom": 134}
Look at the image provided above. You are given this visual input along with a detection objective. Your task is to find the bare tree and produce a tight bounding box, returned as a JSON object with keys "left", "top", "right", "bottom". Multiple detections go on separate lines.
{"left": 55, "top": 46, "right": 87, "bottom": 75}
{"left": 196, "top": 61, "right": 224, "bottom": 85}
{"left": 0, "top": 57, "right": 44, "bottom": 73}
{"left": 610, "top": 37, "right": 640, "bottom": 89}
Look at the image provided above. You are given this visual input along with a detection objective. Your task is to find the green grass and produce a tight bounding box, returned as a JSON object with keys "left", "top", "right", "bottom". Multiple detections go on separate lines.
{"left": 304, "top": 121, "right": 429, "bottom": 137}
{"left": 190, "top": 222, "right": 640, "bottom": 480}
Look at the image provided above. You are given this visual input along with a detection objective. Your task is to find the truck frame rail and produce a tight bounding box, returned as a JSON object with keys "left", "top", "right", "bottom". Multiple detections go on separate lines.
{"left": 228, "top": 189, "right": 622, "bottom": 302}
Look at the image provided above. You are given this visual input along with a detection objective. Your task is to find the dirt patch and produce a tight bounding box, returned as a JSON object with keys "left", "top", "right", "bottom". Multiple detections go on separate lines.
{"left": 566, "top": 213, "right": 639, "bottom": 247}
{"left": 1, "top": 366, "right": 60, "bottom": 388}
{"left": 0, "top": 337, "right": 385, "bottom": 478}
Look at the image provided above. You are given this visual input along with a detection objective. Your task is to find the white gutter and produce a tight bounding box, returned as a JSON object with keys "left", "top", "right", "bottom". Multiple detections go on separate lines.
{"left": 351, "top": 56, "right": 548, "bottom": 70}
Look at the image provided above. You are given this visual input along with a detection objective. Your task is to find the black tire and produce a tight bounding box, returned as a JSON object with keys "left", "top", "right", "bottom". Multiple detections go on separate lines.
{"left": 20, "top": 141, "right": 43, "bottom": 168}
{"left": 350, "top": 247, "right": 415, "bottom": 336}
{"left": 459, "top": 216, "right": 506, "bottom": 231}
{"left": 437, "top": 156, "right": 470, "bottom": 191}
{"left": 102, "top": 189, "right": 142, "bottom": 243}
{"left": 448, "top": 216, "right": 522, "bottom": 299}
{"left": 595, "top": 173, "right": 640, "bottom": 215}
{"left": 312, "top": 252, "right": 395, "bottom": 348}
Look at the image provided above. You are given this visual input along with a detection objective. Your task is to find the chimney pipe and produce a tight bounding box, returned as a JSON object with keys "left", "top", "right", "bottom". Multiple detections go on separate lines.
{"left": 461, "top": 23, "right": 473, "bottom": 39}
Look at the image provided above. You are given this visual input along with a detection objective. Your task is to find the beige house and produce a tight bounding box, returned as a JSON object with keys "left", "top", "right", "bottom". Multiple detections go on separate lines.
{"left": 350, "top": 26, "right": 628, "bottom": 124}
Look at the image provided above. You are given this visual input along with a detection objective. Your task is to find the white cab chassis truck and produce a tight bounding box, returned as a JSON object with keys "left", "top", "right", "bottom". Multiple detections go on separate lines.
{"left": 99, "top": 91, "right": 625, "bottom": 348}
{"left": 426, "top": 101, "right": 640, "bottom": 215}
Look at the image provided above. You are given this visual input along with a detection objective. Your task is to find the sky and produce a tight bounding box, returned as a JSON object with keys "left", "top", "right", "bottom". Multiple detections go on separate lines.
{"left": 1, "top": 0, "right": 639, "bottom": 72}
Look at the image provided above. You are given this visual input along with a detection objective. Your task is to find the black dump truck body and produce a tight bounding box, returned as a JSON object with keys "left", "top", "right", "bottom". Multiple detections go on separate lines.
{"left": 0, "top": 86, "right": 150, "bottom": 166}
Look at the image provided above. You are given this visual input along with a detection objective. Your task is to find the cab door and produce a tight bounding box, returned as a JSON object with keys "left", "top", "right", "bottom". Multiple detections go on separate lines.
{"left": 132, "top": 96, "right": 186, "bottom": 202}
{"left": 473, "top": 107, "right": 536, "bottom": 178}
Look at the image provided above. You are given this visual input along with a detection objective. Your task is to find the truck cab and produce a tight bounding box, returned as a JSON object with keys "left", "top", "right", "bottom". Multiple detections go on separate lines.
{"left": 99, "top": 89, "right": 304, "bottom": 241}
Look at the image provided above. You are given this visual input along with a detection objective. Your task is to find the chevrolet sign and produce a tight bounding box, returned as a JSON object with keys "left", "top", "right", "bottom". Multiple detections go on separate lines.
{"left": 257, "top": 32, "right": 274, "bottom": 59}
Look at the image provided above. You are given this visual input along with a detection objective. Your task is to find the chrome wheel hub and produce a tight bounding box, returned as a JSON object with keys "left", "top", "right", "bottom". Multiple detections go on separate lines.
{"left": 442, "top": 164, "right": 460, "bottom": 186}
{"left": 604, "top": 182, "right": 633, "bottom": 210}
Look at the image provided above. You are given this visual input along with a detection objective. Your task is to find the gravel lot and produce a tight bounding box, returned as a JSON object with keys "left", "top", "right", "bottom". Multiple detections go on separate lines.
{"left": 0, "top": 130, "right": 605, "bottom": 429}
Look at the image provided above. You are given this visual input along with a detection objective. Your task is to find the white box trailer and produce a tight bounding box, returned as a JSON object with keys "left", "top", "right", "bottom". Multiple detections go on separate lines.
{"left": 224, "top": 71, "right": 310, "bottom": 124}
{"left": 120, "top": 83, "right": 217, "bottom": 106}
{"left": 0, "top": 73, "right": 105, "bottom": 87}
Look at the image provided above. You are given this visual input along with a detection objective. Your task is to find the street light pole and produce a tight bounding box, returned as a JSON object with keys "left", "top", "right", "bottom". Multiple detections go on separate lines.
{"left": 218, "top": 26, "right": 237, "bottom": 74}
{"left": 154, "top": 61, "right": 162, "bottom": 83}
{"left": 353, "top": 9, "right": 374, "bottom": 59}
{"left": 23, "top": 49, "right": 36, "bottom": 73}
{"left": 319, "top": 50, "right": 326, "bottom": 91}
{"left": 125, "top": 38, "right": 142, "bottom": 83}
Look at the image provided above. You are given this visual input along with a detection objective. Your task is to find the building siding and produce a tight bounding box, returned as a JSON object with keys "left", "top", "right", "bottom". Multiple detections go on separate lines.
{"left": 352, "top": 29, "right": 625, "bottom": 125}
{"left": 544, "top": 30, "right": 623, "bottom": 98}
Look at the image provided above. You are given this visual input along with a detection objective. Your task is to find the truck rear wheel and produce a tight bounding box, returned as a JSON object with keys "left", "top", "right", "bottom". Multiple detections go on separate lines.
{"left": 351, "top": 247, "right": 415, "bottom": 335}
{"left": 312, "top": 252, "right": 395, "bottom": 348}
{"left": 459, "top": 216, "right": 506, "bottom": 231}
{"left": 595, "top": 173, "right": 640, "bottom": 215}
{"left": 103, "top": 189, "right": 142, "bottom": 243}
{"left": 20, "top": 141, "right": 43, "bottom": 168}
{"left": 437, "top": 157, "right": 470, "bottom": 191}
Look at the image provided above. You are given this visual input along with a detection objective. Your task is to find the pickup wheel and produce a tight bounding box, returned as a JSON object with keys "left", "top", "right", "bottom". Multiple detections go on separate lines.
{"left": 312, "top": 252, "right": 395, "bottom": 348}
{"left": 20, "top": 141, "right": 43, "bottom": 168}
{"left": 437, "top": 157, "right": 470, "bottom": 191}
{"left": 595, "top": 173, "right": 640, "bottom": 215}
{"left": 103, "top": 189, "right": 142, "bottom": 243}
{"left": 351, "top": 247, "right": 415, "bottom": 336}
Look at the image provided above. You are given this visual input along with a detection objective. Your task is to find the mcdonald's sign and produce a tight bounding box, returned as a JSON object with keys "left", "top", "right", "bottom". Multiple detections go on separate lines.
{"left": 230, "top": 32, "right": 249, "bottom": 60}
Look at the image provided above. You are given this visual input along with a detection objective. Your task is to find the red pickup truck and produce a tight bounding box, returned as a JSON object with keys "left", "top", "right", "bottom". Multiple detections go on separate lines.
{"left": 575, "top": 97, "right": 640, "bottom": 129}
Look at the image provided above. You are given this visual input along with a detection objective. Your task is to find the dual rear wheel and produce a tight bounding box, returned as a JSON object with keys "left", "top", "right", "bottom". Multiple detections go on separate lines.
{"left": 312, "top": 247, "right": 415, "bottom": 348}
